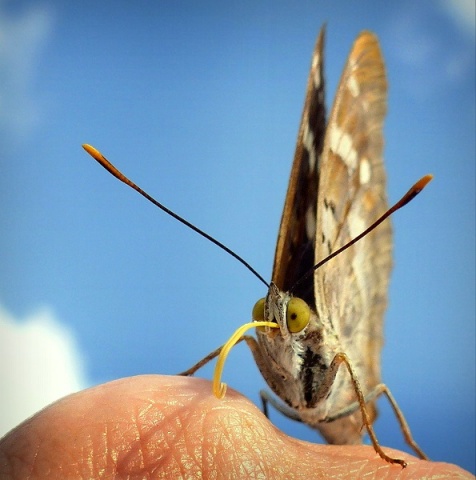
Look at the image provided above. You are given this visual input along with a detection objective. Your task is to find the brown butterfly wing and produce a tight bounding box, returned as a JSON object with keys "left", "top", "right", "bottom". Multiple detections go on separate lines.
{"left": 271, "top": 27, "right": 326, "bottom": 306}
{"left": 314, "top": 32, "right": 391, "bottom": 435}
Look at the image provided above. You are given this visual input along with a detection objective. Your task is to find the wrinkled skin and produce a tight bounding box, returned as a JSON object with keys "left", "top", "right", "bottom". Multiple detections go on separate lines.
{"left": 0, "top": 375, "right": 472, "bottom": 479}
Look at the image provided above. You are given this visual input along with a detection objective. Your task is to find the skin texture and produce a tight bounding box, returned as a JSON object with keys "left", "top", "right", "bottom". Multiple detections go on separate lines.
{"left": 0, "top": 375, "right": 472, "bottom": 479}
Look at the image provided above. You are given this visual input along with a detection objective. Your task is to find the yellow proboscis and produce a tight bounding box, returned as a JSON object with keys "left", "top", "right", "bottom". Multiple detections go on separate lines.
{"left": 213, "top": 321, "right": 279, "bottom": 398}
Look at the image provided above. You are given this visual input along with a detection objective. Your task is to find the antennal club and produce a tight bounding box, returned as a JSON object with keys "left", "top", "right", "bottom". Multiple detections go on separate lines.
{"left": 291, "top": 174, "right": 433, "bottom": 293}
{"left": 82, "top": 144, "right": 269, "bottom": 287}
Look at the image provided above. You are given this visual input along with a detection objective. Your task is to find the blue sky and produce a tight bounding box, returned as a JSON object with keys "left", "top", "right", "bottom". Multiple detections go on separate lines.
{"left": 1, "top": 0, "right": 474, "bottom": 473}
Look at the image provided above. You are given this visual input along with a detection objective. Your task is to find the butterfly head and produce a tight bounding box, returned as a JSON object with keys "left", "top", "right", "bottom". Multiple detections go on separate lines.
{"left": 250, "top": 282, "right": 333, "bottom": 403}
{"left": 252, "top": 282, "right": 312, "bottom": 338}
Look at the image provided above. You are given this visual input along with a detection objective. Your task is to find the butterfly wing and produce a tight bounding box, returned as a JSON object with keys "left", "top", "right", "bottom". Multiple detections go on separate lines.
{"left": 314, "top": 32, "right": 391, "bottom": 437}
{"left": 271, "top": 27, "right": 326, "bottom": 306}
{"left": 267, "top": 29, "right": 391, "bottom": 445}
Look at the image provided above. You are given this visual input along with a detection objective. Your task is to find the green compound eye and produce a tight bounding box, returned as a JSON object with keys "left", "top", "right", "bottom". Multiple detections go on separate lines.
{"left": 252, "top": 298, "right": 265, "bottom": 321}
{"left": 286, "top": 297, "right": 311, "bottom": 333}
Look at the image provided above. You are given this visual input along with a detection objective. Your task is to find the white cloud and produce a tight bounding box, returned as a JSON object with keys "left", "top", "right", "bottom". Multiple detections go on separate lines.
{"left": 0, "top": 3, "right": 54, "bottom": 144}
{"left": 387, "top": 3, "right": 474, "bottom": 99}
{"left": 441, "top": 0, "right": 476, "bottom": 37}
{"left": 0, "top": 304, "right": 87, "bottom": 437}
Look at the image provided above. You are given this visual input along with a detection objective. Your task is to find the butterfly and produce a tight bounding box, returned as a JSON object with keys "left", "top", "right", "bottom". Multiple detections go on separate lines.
{"left": 83, "top": 25, "right": 431, "bottom": 468}
{"left": 179, "top": 26, "right": 429, "bottom": 467}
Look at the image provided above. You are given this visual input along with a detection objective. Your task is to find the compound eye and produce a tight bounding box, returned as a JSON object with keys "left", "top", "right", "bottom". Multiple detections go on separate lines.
{"left": 252, "top": 298, "right": 265, "bottom": 322}
{"left": 286, "top": 297, "right": 310, "bottom": 333}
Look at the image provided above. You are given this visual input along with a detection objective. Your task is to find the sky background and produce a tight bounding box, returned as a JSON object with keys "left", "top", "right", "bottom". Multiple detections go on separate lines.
{"left": 1, "top": 0, "right": 474, "bottom": 474}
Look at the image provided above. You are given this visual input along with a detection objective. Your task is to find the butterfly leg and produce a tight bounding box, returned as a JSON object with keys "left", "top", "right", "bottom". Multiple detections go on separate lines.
{"left": 177, "top": 335, "right": 255, "bottom": 376}
{"left": 259, "top": 389, "right": 302, "bottom": 422}
{"left": 322, "top": 387, "right": 381, "bottom": 422}
{"left": 322, "top": 352, "right": 409, "bottom": 467}
{"left": 257, "top": 354, "right": 420, "bottom": 466}
{"left": 322, "top": 381, "right": 427, "bottom": 460}
{"left": 373, "top": 383, "right": 428, "bottom": 460}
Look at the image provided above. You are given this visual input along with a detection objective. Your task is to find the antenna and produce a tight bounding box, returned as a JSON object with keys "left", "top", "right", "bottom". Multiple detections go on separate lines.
{"left": 291, "top": 174, "right": 433, "bottom": 294}
{"left": 83, "top": 144, "right": 432, "bottom": 295}
{"left": 82, "top": 144, "right": 269, "bottom": 287}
